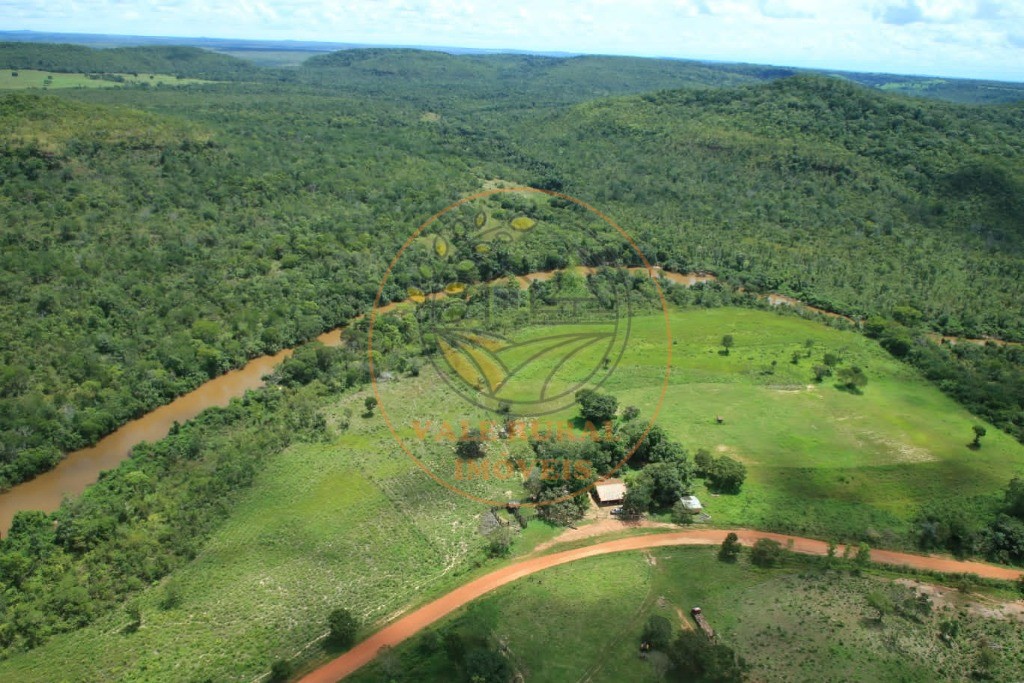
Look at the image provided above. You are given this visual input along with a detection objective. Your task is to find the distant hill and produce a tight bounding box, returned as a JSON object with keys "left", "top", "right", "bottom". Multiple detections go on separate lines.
{"left": 298, "top": 49, "right": 790, "bottom": 105}
{"left": 301, "top": 48, "right": 1024, "bottom": 105}
{"left": 2, "top": 32, "right": 1023, "bottom": 103}
{"left": 0, "top": 42, "right": 261, "bottom": 80}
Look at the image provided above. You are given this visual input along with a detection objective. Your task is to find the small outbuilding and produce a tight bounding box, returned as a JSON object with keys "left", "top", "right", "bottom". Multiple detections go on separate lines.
{"left": 593, "top": 479, "right": 627, "bottom": 506}
{"left": 678, "top": 495, "right": 703, "bottom": 514}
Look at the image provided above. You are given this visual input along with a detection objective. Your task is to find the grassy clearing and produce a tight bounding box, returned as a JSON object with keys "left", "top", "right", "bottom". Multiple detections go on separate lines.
{"left": 0, "top": 69, "right": 212, "bottom": 89}
{"left": 618, "top": 308, "right": 1024, "bottom": 543}
{"left": 1, "top": 306, "right": 1021, "bottom": 680}
{"left": 351, "top": 546, "right": 1024, "bottom": 682}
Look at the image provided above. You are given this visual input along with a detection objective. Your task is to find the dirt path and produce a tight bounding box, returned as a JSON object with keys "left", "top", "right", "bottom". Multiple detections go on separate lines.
{"left": 530, "top": 518, "right": 677, "bottom": 554}
{"left": 297, "top": 527, "right": 1022, "bottom": 682}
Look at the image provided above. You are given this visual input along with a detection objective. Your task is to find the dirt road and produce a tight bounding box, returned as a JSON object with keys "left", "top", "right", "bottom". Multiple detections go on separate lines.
{"left": 298, "top": 527, "right": 1022, "bottom": 682}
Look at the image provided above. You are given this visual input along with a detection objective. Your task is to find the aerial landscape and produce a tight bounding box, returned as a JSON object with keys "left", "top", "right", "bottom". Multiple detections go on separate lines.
{"left": 1, "top": 1, "right": 1024, "bottom": 681}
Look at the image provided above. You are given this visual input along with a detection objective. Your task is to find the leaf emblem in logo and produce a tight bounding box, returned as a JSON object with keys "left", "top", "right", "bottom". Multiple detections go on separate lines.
{"left": 435, "top": 329, "right": 614, "bottom": 401}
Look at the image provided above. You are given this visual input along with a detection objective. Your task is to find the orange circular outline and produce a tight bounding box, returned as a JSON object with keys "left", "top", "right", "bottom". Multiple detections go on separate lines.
{"left": 369, "top": 187, "right": 673, "bottom": 508}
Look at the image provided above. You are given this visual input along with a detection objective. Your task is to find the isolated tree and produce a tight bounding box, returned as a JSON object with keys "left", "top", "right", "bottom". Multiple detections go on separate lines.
{"left": 866, "top": 589, "right": 893, "bottom": 623}
{"left": 622, "top": 405, "right": 641, "bottom": 421}
{"left": 718, "top": 532, "right": 742, "bottom": 562}
{"left": 575, "top": 389, "right": 618, "bottom": 425}
{"left": 328, "top": 607, "right": 359, "bottom": 647}
{"left": 812, "top": 364, "right": 831, "bottom": 382}
{"left": 823, "top": 352, "right": 840, "bottom": 368}
{"left": 269, "top": 659, "right": 292, "bottom": 683}
{"left": 124, "top": 603, "right": 142, "bottom": 633}
{"left": 159, "top": 578, "right": 182, "bottom": 610}
{"left": 707, "top": 456, "right": 747, "bottom": 494}
{"left": 971, "top": 424, "right": 987, "bottom": 448}
{"left": 363, "top": 396, "right": 377, "bottom": 416}
{"left": 939, "top": 618, "right": 961, "bottom": 643}
{"left": 487, "top": 526, "right": 515, "bottom": 558}
{"left": 975, "top": 640, "right": 998, "bottom": 677}
{"left": 642, "top": 614, "right": 674, "bottom": 650}
{"left": 855, "top": 542, "right": 872, "bottom": 569}
{"left": 694, "top": 448, "right": 714, "bottom": 477}
{"left": 455, "top": 427, "right": 487, "bottom": 459}
{"left": 721, "top": 334, "right": 734, "bottom": 355}
{"left": 900, "top": 593, "right": 932, "bottom": 622}
{"left": 836, "top": 366, "right": 868, "bottom": 393}
{"left": 750, "top": 538, "right": 783, "bottom": 568}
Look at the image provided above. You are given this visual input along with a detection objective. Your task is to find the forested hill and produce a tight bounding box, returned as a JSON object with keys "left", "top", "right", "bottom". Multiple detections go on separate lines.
{"left": 3, "top": 38, "right": 1023, "bottom": 104}
{"left": 298, "top": 49, "right": 1024, "bottom": 106}
{"left": 297, "top": 49, "right": 787, "bottom": 103}
{"left": 492, "top": 75, "right": 1024, "bottom": 336}
{"left": 0, "top": 42, "right": 262, "bottom": 80}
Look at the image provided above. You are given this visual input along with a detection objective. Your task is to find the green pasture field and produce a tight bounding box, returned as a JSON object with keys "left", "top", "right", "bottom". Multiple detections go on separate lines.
{"left": 614, "top": 308, "right": 1024, "bottom": 542}
{"left": 0, "top": 69, "right": 212, "bottom": 89}
{"left": 1, "top": 305, "right": 1022, "bottom": 681}
{"left": 350, "top": 546, "right": 1024, "bottom": 682}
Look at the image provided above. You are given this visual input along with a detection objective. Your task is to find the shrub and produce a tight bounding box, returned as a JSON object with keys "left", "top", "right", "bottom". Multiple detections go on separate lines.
{"left": 328, "top": 607, "right": 358, "bottom": 647}
{"left": 750, "top": 538, "right": 783, "bottom": 568}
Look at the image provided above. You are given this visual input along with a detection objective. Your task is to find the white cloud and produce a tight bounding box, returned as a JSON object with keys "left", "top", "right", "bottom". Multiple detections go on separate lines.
{"left": 1, "top": 0, "right": 1021, "bottom": 80}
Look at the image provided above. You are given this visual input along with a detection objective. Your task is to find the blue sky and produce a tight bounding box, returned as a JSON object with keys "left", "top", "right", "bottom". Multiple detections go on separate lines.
{"left": 5, "top": 0, "right": 1024, "bottom": 81}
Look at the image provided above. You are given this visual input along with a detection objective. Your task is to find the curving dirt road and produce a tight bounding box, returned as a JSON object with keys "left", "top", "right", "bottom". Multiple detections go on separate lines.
{"left": 298, "top": 527, "right": 1023, "bottom": 682}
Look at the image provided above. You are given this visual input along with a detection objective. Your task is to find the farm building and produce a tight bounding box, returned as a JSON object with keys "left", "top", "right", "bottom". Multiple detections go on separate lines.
{"left": 592, "top": 479, "right": 627, "bottom": 505}
{"left": 678, "top": 495, "right": 703, "bottom": 514}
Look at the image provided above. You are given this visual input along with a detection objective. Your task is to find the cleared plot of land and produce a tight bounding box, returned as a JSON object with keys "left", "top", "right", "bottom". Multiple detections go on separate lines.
{"left": 1, "top": 306, "right": 1021, "bottom": 681}
{"left": 0, "top": 69, "right": 212, "bottom": 89}
{"left": 614, "top": 309, "right": 1024, "bottom": 541}
{"left": 349, "top": 547, "right": 1024, "bottom": 682}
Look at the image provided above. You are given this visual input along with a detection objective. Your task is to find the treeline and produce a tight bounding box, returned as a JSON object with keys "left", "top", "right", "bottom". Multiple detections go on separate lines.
{"left": 865, "top": 317, "right": 1024, "bottom": 443}
{"left": 914, "top": 476, "right": 1024, "bottom": 566}
{"left": 0, "top": 43, "right": 262, "bottom": 80}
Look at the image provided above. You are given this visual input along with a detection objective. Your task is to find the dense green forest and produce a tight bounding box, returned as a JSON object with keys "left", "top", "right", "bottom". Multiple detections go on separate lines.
{"left": 0, "top": 47, "right": 1022, "bottom": 495}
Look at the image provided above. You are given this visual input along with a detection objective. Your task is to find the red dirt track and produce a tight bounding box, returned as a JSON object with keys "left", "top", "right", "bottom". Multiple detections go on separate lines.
{"left": 298, "top": 528, "right": 1023, "bottom": 682}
